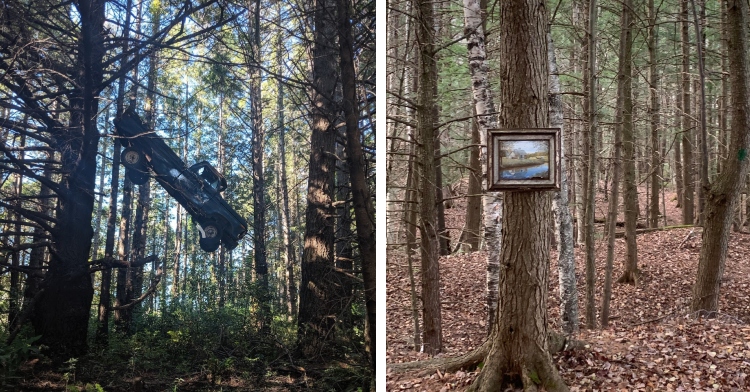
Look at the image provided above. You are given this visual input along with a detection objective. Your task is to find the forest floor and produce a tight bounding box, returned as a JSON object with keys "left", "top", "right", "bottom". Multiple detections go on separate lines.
{"left": 15, "top": 357, "right": 357, "bottom": 391}
{"left": 386, "top": 182, "right": 750, "bottom": 391}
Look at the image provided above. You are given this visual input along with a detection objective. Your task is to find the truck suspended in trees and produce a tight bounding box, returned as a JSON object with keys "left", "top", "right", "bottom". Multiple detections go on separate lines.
{"left": 114, "top": 109, "right": 248, "bottom": 252}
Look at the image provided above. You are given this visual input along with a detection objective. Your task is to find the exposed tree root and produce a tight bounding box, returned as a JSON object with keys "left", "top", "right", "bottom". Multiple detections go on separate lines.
{"left": 617, "top": 269, "right": 640, "bottom": 285}
{"left": 387, "top": 337, "right": 491, "bottom": 377}
{"left": 387, "top": 331, "right": 582, "bottom": 377}
{"left": 467, "top": 342, "right": 570, "bottom": 392}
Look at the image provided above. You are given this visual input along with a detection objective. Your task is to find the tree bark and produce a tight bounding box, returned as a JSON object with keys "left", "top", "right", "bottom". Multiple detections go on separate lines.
{"left": 298, "top": 0, "right": 345, "bottom": 359}
{"left": 583, "top": 0, "right": 599, "bottom": 330}
{"left": 602, "top": 0, "right": 629, "bottom": 326}
{"left": 462, "top": 0, "right": 502, "bottom": 333}
{"left": 648, "top": 0, "right": 661, "bottom": 229}
{"left": 681, "top": 0, "right": 695, "bottom": 224}
{"left": 461, "top": 112, "right": 482, "bottom": 252}
{"left": 416, "top": 0, "right": 442, "bottom": 355}
{"left": 691, "top": 0, "right": 750, "bottom": 314}
{"left": 30, "top": 0, "right": 105, "bottom": 358}
{"left": 549, "top": 35, "right": 579, "bottom": 335}
{"left": 690, "top": 0, "right": 709, "bottom": 224}
{"left": 338, "top": 0, "right": 376, "bottom": 369}
{"left": 618, "top": 0, "right": 639, "bottom": 286}
{"left": 469, "top": 1, "right": 568, "bottom": 390}
{"left": 248, "top": 0, "right": 270, "bottom": 330}
{"left": 276, "top": 3, "right": 296, "bottom": 318}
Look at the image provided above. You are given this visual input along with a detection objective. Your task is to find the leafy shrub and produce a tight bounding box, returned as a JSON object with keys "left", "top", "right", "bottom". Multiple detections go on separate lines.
{"left": 0, "top": 330, "right": 41, "bottom": 386}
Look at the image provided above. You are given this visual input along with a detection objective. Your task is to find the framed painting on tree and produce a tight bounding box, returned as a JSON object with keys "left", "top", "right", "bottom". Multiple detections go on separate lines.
{"left": 487, "top": 128, "right": 561, "bottom": 191}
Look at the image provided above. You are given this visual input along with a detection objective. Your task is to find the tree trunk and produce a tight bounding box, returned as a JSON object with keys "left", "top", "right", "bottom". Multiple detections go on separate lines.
{"left": 9, "top": 132, "right": 26, "bottom": 331}
{"left": 469, "top": 1, "right": 568, "bottom": 390}
{"left": 403, "top": 118, "right": 422, "bottom": 351}
{"left": 338, "top": 0, "right": 376, "bottom": 369}
{"left": 691, "top": 0, "right": 750, "bottom": 314}
{"left": 690, "top": 0, "right": 709, "bottom": 224}
{"left": 648, "top": 0, "right": 661, "bottom": 229}
{"left": 461, "top": 0, "right": 502, "bottom": 333}
{"left": 90, "top": 137, "right": 107, "bottom": 261}
{"left": 276, "top": 4, "right": 296, "bottom": 318}
{"left": 603, "top": 0, "right": 628, "bottom": 326}
{"left": 675, "top": 120, "right": 684, "bottom": 208}
{"left": 335, "top": 138, "right": 354, "bottom": 300}
{"left": 24, "top": 150, "right": 53, "bottom": 331}
{"left": 619, "top": 0, "right": 639, "bottom": 286}
{"left": 681, "top": 0, "right": 695, "bottom": 224}
{"left": 549, "top": 35, "right": 579, "bottom": 335}
{"left": 461, "top": 113, "right": 482, "bottom": 252}
{"left": 718, "top": 0, "right": 728, "bottom": 175}
{"left": 30, "top": 0, "right": 105, "bottom": 358}
{"left": 96, "top": 51, "right": 130, "bottom": 341}
{"left": 124, "top": 181, "right": 150, "bottom": 333}
{"left": 583, "top": 0, "right": 599, "bottom": 330}
{"left": 298, "top": 0, "right": 344, "bottom": 359}
{"left": 114, "top": 175, "right": 134, "bottom": 331}
{"left": 248, "top": 0, "right": 270, "bottom": 330}
{"left": 416, "top": 0, "right": 443, "bottom": 355}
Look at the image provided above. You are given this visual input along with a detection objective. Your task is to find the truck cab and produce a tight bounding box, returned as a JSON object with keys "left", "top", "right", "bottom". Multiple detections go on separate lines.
{"left": 113, "top": 109, "right": 248, "bottom": 252}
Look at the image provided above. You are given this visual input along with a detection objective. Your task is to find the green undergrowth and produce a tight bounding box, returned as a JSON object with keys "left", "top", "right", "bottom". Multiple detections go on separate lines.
{"left": 9, "top": 303, "right": 371, "bottom": 390}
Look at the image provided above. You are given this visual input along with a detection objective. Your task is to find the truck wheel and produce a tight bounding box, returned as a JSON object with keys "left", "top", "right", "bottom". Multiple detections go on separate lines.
{"left": 127, "top": 168, "right": 149, "bottom": 185}
{"left": 199, "top": 237, "right": 221, "bottom": 252}
{"left": 121, "top": 148, "right": 144, "bottom": 168}
{"left": 198, "top": 221, "right": 221, "bottom": 252}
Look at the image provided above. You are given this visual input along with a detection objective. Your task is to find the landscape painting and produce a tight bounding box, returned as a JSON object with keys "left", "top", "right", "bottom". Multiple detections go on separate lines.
{"left": 488, "top": 129, "right": 560, "bottom": 190}
{"left": 498, "top": 140, "right": 550, "bottom": 180}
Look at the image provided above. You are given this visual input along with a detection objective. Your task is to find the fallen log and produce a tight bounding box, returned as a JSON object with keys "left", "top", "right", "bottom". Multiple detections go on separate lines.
{"left": 613, "top": 224, "right": 697, "bottom": 238}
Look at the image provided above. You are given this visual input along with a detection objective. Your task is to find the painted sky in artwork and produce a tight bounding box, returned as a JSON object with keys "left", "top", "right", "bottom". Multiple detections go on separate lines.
{"left": 501, "top": 140, "right": 548, "bottom": 154}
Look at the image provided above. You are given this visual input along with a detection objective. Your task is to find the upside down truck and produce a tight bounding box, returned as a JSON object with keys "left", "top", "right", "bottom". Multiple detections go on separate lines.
{"left": 113, "top": 109, "right": 248, "bottom": 253}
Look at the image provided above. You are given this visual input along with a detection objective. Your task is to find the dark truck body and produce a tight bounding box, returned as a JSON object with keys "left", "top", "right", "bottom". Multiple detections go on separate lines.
{"left": 113, "top": 110, "right": 248, "bottom": 252}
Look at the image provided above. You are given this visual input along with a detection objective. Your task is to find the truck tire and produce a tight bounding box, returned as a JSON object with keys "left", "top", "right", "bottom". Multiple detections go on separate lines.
{"left": 121, "top": 148, "right": 144, "bottom": 168}
{"left": 127, "top": 168, "right": 149, "bottom": 185}
{"left": 198, "top": 221, "right": 221, "bottom": 252}
{"left": 122, "top": 148, "right": 149, "bottom": 184}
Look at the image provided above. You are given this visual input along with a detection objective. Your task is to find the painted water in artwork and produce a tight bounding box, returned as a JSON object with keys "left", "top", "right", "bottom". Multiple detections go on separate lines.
{"left": 498, "top": 140, "right": 550, "bottom": 180}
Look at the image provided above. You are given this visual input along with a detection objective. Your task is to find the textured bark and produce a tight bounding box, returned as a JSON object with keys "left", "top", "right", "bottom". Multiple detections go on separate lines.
{"left": 24, "top": 151, "right": 52, "bottom": 329}
{"left": 123, "top": 181, "right": 150, "bottom": 334}
{"left": 97, "top": 54, "right": 128, "bottom": 342}
{"left": 471, "top": 193, "right": 567, "bottom": 391}
{"left": 648, "top": 0, "right": 661, "bottom": 229}
{"left": 462, "top": 0, "right": 502, "bottom": 333}
{"left": 298, "top": 0, "right": 344, "bottom": 359}
{"left": 618, "top": 0, "right": 639, "bottom": 286}
{"left": 431, "top": 2, "right": 449, "bottom": 257}
{"left": 249, "top": 0, "right": 269, "bottom": 328}
{"left": 718, "top": 0, "right": 728, "bottom": 175}
{"left": 9, "top": 134, "right": 25, "bottom": 330}
{"left": 573, "top": 0, "right": 585, "bottom": 246}
{"left": 469, "top": 1, "right": 567, "bottom": 390}
{"left": 90, "top": 138, "right": 106, "bottom": 261}
{"left": 276, "top": 5, "right": 296, "bottom": 318}
{"left": 416, "top": 0, "right": 442, "bottom": 355}
{"left": 691, "top": 0, "right": 750, "bottom": 314}
{"left": 461, "top": 114, "right": 482, "bottom": 252}
{"left": 583, "top": 0, "right": 599, "bottom": 330}
{"left": 690, "top": 0, "right": 709, "bottom": 224}
{"left": 681, "top": 0, "right": 694, "bottom": 224}
{"left": 404, "top": 123, "right": 422, "bottom": 351}
{"left": 549, "top": 35, "right": 579, "bottom": 335}
{"left": 338, "top": 0, "right": 376, "bottom": 368}
{"left": 675, "top": 119, "right": 684, "bottom": 208}
{"left": 603, "top": 1, "right": 629, "bottom": 326}
{"left": 30, "top": 0, "right": 105, "bottom": 358}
